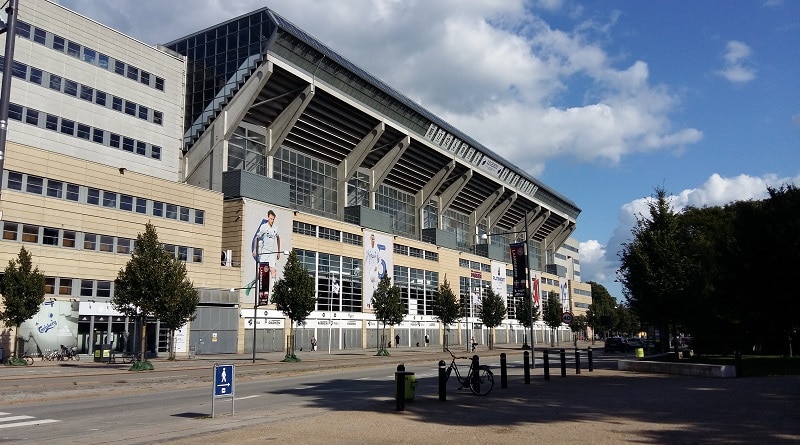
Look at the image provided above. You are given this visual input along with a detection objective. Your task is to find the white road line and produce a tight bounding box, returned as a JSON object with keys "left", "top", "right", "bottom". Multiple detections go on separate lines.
{"left": 235, "top": 395, "right": 261, "bottom": 400}
{"left": 0, "top": 415, "right": 34, "bottom": 423}
{"left": 0, "top": 419, "right": 60, "bottom": 429}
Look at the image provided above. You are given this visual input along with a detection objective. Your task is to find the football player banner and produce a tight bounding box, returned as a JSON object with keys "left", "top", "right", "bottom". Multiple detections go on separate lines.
{"left": 258, "top": 262, "right": 270, "bottom": 306}
{"left": 509, "top": 242, "right": 526, "bottom": 298}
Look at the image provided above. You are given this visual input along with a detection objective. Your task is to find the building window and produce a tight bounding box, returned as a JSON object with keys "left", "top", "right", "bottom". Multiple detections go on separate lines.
{"left": 140, "top": 71, "right": 151, "bottom": 86}
{"left": 66, "top": 184, "right": 80, "bottom": 201}
{"left": 179, "top": 207, "right": 190, "bottom": 222}
{"left": 8, "top": 103, "right": 22, "bottom": 121}
{"left": 114, "top": 60, "right": 125, "bottom": 75}
{"left": 153, "top": 111, "right": 163, "bottom": 125}
{"left": 97, "top": 281, "right": 111, "bottom": 298}
{"left": 112, "top": 96, "right": 123, "bottom": 111}
{"left": 135, "top": 197, "right": 147, "bottom": 214}
{"left": 102, "top": 191, "right": 117, "bottom": 208}
{"left": 3, "top": 222, "right": 18, "bottom": 240}
{"left": 80, "top": 85, "right": 94, "bottom": 101}
{"left": 120, "top": 195, "right": 133, "bottom": 211}
{"left": 22, "top": 225, "right": 39, "bottom": 243}
{"left": 43, "top": 227, "right": 59, "bottom": 246}
{"left": 67, "top": 41, "right": 80, "bottom": 58}
{"left": 80, "top": 280, "right": 94, "bottom": 297}
{"left": 165, "top": 204, "right": 177, "bottom": 219}
{"left": 122, "top": 137, "right": 134, "bottom": 152}
{"left": 124, "top": 100, "right": 136, "bottom": 116}
{"left": 95, "top": 90, "right": 107, "bottom": 106}
{"left": 64, "top": 80, "right": 78, "bottom": 96}
{"left": 77, "top": 124, "right": 91, "bottom": 140}
{"left": 116, "top": 238, "right": 132, "bottom": 255}
{"left": 155, "top": 77, "right": 165, "bottom": 91}
{"left": 151, "top": 146, "right": 161, "bottom": 160}
{"left": 52, "top": 35, "right": 65, "bottom": 52}
{"left": 83, "top": 234, "right": 98, "bottom": 251}
{"left": 62, "top": 231, "right": 76, "bottom": 248}
{"left": 26, "top": 175, "right": 44, "bottom": 194}
{"left": 87, "top": 188, "right": 100, "bottom": 205}
{"left": 7, "top": 172, "right": 22, "bottom": 190}
{"left": 33, "top": 28, "right": 47, "bottom": 45}
{"left": 126, "top": 65, "right": 139, "bottom": 81}
{"left": 152, "top": 201, "right": 164, "bottom": 217}
{"left": 99, "top": 235, "right": 115, "bottom": 252}
{"left": 49, "top": 74, "right": 62, "bottom": 92}
{"left": 29, "top": 68, "right": 43, "bottom": 85}
{"left": 46, "top": 179, "right": 63, "bottom": 198}
{"left": 11, "top": 61, "right": 27, "bottom": 79}
{"left": 60, "top": 119, "right": 75, "bottom": 136}
{"left": 194, "top": 210, "right": 204, "bottom": 224}
{"left": 92, "top": 128, "right": 105, "bottom": 144}
{"left": 83, "top": 48, "right": 96, "bottom": 64}
{"left": 59, "top": 278, "right": 73, "bottom": 296}
{"left": 46, "top": 114, "right": 58, "bottom": 131}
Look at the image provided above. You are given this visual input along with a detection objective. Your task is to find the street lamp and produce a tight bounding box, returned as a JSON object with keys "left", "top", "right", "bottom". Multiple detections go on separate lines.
{"left": 482, "top": 212, "right": 534, "bottom": 360}
{"left": 250, "top": 250, "right": 289, "bottom": 363}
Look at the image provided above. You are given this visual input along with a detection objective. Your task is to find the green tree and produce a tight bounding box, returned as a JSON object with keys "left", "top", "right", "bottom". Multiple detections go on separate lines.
{"left": 617, "top": 188, "right": 693, "bottom": 353}
{"left": 372, "top": 275, "right": 406, "bottom": 356}
{"left": 115, "top": 223, "right": 195, "bottom": 369}
{"left": 586, "top": 281, "right": 617, "bottom": 340}
{"left": 432, "top": 275, "right": 461, "bottom": 351}
{"left": 543, "top": 293, "right": 563, "bottom": 346}
{"left": 514, "top": 290, "right": 540, "bottom": 349}
{"left": 0, "top": 246, "right": 46, "bottom": 362}
{"left": 477, "top": 286, "right": 506, "bottom": 350}
{"left": 570, "top": 314, "right": 589, "bottom": 346}
{"left": 154, "top": 264, "right": 200, "bottom": 360}
{"left": 271, "top": 250, "right": 316, "bottom": 362}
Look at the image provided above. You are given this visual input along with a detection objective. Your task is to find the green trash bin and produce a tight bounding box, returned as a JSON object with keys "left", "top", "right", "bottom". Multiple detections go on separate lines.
{"left": 394, "top": 372, "right": 416, "bottom": 400}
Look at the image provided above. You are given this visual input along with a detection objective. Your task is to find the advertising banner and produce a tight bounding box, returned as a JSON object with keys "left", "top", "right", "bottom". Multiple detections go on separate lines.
{"left": 509, "top": 242, "right": 526, "bottom": 298}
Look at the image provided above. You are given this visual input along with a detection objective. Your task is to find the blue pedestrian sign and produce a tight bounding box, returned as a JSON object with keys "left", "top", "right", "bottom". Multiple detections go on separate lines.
{"left": 212, "top": 363, "right": 235, "bottom": 418}
{"left": 214, "top": 364, "right": 234, "bottom": 396}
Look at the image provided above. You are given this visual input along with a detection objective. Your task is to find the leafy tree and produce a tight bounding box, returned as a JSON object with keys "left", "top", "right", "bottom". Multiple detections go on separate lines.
{"left": 372, "top": 275, "right": 406, "bottom": 356}
{"left": 271, "top": 250, "right": 316, "bottom": 362}
{"left": 570, "top": 314, "right": 589, "bottom": 346}
{"left": 155, "top": 266, "right": 200, "bottom": 360}
{"left": 514, "top": 290, "right": 540, "bottom": 349}
{"left": 617, "top": 188, "right": 693, "bottom": 353}
{"left": 432, "top": 275, "right": 461, "bottom": 351}
{"left": 115, "top": 223, "right": 196, "bottom": 369}
{"left": 0, "top": 246, "right": 45, "bottom": 362}
{"left": 477, "top": 286, "right": 506, "bottom": 350}
{"left": 543, "top": 293, "right": 563, "bottom": 346}
{"left": 614, "top": 303, "right": 640, "bottom": 336}
{"left": 586, "top": 281, "right": 617, "bottom": 340}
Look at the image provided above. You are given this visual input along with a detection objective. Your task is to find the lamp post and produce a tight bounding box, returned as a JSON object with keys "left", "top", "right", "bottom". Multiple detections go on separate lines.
{"left": 482, "top": 212, "right": 533, "bottom": 356}
{"left": 250, "top": 250, "right": 289, "bottom": 363}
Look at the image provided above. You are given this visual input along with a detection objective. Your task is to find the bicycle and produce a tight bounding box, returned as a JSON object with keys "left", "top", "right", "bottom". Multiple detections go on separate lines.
{"left": 5, "top": 353, "right": 34, "bottom": 366}
{"left": 444, "top": 348, "right": 494, "bottom": 396}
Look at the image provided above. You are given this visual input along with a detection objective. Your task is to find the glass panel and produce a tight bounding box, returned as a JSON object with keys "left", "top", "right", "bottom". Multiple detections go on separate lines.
{"left": 83, "top": 234, "right": 97, "bottom": 250}
{"left": 26, "top": 176, "right": 44, "bottom": 194}
{"left": 43, "top": 227, "right": 59, "bottom": 246}
{"left": 66, "top": 184, "right": 80, "bottom": 201}
{"left": 3, "top": 222, "right": 18, "bottom": 240}
{"left": 46, "top": 179, "right": 63, "bottom": 198}
{"left": 22, "top": 224, "right": 39, "bottom": 243}
{"left": 87, "top": 188, "right": 100, "bottom": 205}
{"left": 62, "top": 231, "right": 76, "bottom": 248}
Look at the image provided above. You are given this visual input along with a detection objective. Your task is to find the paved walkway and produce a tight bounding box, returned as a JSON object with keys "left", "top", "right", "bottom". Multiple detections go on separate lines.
{"left": 3, "top": 342, "right": 799, "bottom": 444}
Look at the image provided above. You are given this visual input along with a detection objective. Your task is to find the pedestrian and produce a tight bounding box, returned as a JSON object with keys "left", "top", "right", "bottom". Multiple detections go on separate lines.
{"left": 395, "top": 334, "right": 400, "bottom": 348}
{"left": 471, "top": 336, "right": 476, "bottom": 352}
{"left": 424, "top": 334, "right": 430, "bottom": 347}
{"left": 311, "top": 336, "right": 317, "bottom": 352}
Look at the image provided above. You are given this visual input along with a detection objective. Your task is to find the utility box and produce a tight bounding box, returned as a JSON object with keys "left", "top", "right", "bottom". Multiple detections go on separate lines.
{"left": 94, "top": 344, "right": 113, "bottom": 363}
{"left": 394, "top": 372, "right": 417, "bottom": 400}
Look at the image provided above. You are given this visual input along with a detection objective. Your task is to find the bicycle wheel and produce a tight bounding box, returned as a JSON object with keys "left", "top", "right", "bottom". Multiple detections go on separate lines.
{"left": 469, "top": 366, "right": 494, "bottom": 396}
{"left": 24, "top": 356, "right": 34, "bottom": 366}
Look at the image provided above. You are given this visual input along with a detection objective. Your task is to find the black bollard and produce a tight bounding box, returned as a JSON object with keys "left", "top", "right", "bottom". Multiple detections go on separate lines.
{"left": 575, "top": 348, "right": 581, "bottom": 374}
{"left": 471, "top": 355, "right": 481, "bottom": 393}
{"left": 396, "top": 364, "right": 405, "bottom": 411}
{"left": 543, "top": 349, "right": 550, "bottom": 380}
{"left": 438, "top": 360, "right": 447, "bottom": 401}
{"left": 523, "top": 351, "right": 530, "bottom": 384}
{"left": 560, "top": 348, "right": 566, "bottom": 377}
{"left": 735, "top": 350, "right": 743, "bottom": 378}
{"left": 588, "top": 347, "right": 593, "bottom": 372}
{"left": 500, "top": 353, "right": 508, "bottom": 389}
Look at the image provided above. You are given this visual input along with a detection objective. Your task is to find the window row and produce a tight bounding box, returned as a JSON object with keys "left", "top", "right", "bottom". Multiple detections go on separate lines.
{"left": 1, "top": 221, "right": 204, "bottom": 263}
{"left": 295, "top": 249, "right": 363, "bottom": 313}
{"left": 8, "top": 103, "right": 162, "bottom": 160}
{"left": 16, "top": 21, "right": 166, "bottom": 91}
{"left": 2, "top": 55, "right": 164, "bottom": 125}
{"left": 4, "top": 170, "right": 206, "bottom": 225}
{"left": 458, "top": 258, "right": 490, "bottom": 272}
{"left": 291, "top": 221, "right": 363, "bottom": 247}
{"left": 393, "top": 243, "right": 439, "bottom": 262}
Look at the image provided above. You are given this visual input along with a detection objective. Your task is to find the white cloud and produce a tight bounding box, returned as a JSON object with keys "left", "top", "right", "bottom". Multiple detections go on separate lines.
{"left": 581, "top": 172, "right": 800, "bottom": 288}
{"left": 716, "top": 40, "right": 757, "bottom": 84}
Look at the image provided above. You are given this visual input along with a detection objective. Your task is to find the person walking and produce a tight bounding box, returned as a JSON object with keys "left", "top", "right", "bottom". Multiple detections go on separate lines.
{"left": 395, "top": 334, "right": 400, "bottom": 348}
{"left": 471, "top": 336, "right": 477, "bottom": 353}
{"left": 311, "top": 336, "right": 317, "bottom": 352}
{"left": 424, "top": 334, "right": 430, "bottom": 347}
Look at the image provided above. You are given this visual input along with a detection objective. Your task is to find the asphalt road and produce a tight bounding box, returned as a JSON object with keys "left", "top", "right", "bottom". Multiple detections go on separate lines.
{"left": 2, "top": 345, "right": 798, "bottom": 444}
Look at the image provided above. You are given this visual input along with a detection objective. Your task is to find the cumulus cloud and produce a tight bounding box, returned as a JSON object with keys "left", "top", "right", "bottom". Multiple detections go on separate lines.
{"left": 716, "top": 40, "right": 757, "bottom": 84}
{"left": 581, "top": 172, "right": 800, "bottom": 286}
{"left": 58, "top": 0, "right": 702, "bottom": 171}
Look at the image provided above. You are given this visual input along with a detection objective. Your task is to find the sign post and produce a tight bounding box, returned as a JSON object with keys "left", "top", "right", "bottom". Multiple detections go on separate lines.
{"left": 211, "top": 363, "right": 235, "bottom": 418}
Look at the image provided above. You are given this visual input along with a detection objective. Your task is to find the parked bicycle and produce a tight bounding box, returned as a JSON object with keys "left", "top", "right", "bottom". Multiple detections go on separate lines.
{"left": 4, "top": 352, "right": 34, "bottom": 365}
{"left": 60, "top": 345, "right": 80, "bottom": 361}
{"left": 444, "top": 348, "right": 494, "bottom": 396}
{"left": 42, "top": 348, "right": 63, "bottom": 361}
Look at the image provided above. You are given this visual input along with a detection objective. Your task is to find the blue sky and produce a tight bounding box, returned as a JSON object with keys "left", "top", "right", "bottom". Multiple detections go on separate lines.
{"left": 57, "top": 0, "right": 800, "bottom": 300}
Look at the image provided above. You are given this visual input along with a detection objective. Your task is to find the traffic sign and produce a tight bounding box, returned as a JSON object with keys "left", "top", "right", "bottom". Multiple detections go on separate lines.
{"left": 212, "top": 363, "right": 235, "bottom": 418}
{"left": 561, "top": 311, "right": 574, "bottom": 324}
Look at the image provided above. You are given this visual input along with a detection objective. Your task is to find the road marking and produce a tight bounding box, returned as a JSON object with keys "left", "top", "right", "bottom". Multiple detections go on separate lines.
{"left": 236, "top": 395, "right": 261, "bottom": 400}
{"left": 0, "top": 413, "right": 60, "bottom": 429}
{"left": 0, "top": 415, "right": 34, "bottom": 423}
{"left": 0, "top": 419, "right": 60, "bottom": 429}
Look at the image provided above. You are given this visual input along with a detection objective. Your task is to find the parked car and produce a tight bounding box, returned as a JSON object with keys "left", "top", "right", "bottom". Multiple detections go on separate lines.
{"left": 604, "top": 337, "right": 630, "bottom": 353}
{"left": 626, "top": 337, "right": 644, "bottom": 348}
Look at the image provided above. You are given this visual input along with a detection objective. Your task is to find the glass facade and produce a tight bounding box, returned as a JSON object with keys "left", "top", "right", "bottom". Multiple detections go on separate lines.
{"left": 274, "top": 147, "right": 339, "bottom": 218}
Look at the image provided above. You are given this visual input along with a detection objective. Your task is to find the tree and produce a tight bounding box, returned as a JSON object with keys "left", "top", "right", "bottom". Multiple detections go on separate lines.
{"left": 586, "top": 281, "right": 617, "bottom": 340}
{"left": 618, "top": 188, "right": 693, "bottom": 353}
{"left": 543, "top": 293, "right": 563, "bottom": 346}
{"left": 114, "top": 223, "right": 196, "bottom": 369}
{"left": 0, "top": 246, "right": 46, "bottom": 362}
{"left": 372, "top": 275, "right": 406, "bottom": 356}
{"left": 515, "top": 290, "right": 540, "bottom": 349}
{"left": 271, "top": 250, "right": 316, "bottom": 362}
{"left": 477, "top": 286, "right": 506, "bottom": 350}
{"left": 432, "top": 275, "right": 461, "bottom": 351}
{"left": 154, "top": 264, "right": 200, "bottom": 360}
{"left": 570, "top": 314, "right": 589, "bottom": 346}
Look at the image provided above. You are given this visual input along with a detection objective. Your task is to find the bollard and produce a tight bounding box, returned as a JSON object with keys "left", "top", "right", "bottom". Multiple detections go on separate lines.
{"left": 588, "top": 347, "right": 593, "bottom": 372}
{"left": 735, "top": 350, "right": 742, "bottom": 378}
{"left": 575, "top": 348, "right": 581, "bottom": 374}
{"left": 543, "top": 349, "right": 550, "bottom": 380}
{"left": 523, "top": 351, "right": 530, "bottom": 384}
{"left": 471, "top": 355, "right": 481, "bottom": 393}
{"left": 438, "top": 360, "right": 447, "bottom": 401}
{"left": 500, "top": 353, "right": 508, "bottom": 389}
{"left": 560, "top": 348, "right": 566, "bottom": 377}
{"left": 396, "top": 364, "right": 405, "bottom": 411}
